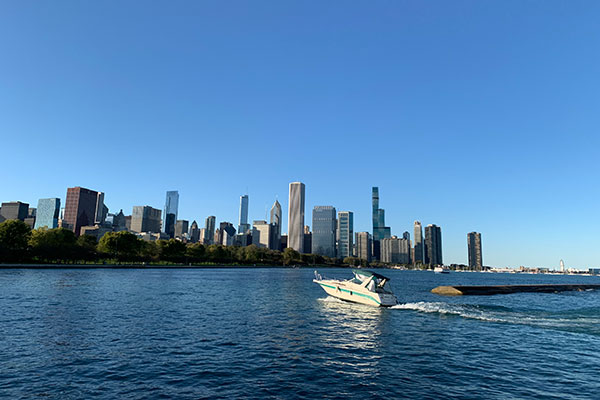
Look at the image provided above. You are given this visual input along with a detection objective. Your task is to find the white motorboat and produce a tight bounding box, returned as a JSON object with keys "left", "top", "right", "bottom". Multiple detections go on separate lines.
{"left": 313, "top": 269, "right": 398, "bottom": 307}
{"left": 434, "top": 266, "right": 450, "bottom": 274}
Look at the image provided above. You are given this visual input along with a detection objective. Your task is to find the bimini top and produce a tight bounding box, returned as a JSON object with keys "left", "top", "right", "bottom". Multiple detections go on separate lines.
{"left": 352, "top": 269, "right": 391, "bottom": 281}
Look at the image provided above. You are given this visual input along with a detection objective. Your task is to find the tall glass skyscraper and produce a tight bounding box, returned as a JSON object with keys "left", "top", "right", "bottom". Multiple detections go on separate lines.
{"left": 163, "top": 190, "right": 179, "bottom": 238}
{"left": 311, "top": 206, "right": 336, "bottom": 258}
{"left": 337, "top": 211, "right": 354, "bottom": 259}
{"left": 238, "top": 195, "right": 250, "bottom": 234}
{"left": 288, "top": 182, "right": 305, "bottom": 253}
{"left": 425, "top": 224, "right": 443, "bottom": 266}
{"left": 413, "top": 221, "right": 424, "bottom": 264}
{"left": 204, "top": 215, "right": 216, "bottom": 245}
{"left": 467, "top": 232, "right": 483, "bottom": 270}
{"left": 64, "top": 186, "right": 99, "bottom": 236}
{"left": 34, "top": 198, "right": 61, "bottom": 229}
{"left": 371, "top": 187, "right": 391, "bottom": 259}
{"left": 270, "top": 199, "right": 282, "bottom": 250}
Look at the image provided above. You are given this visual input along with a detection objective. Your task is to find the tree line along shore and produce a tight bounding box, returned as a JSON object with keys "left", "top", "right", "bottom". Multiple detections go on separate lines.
{"left": 0, "top": 219, "right": 394, "bottom": 267}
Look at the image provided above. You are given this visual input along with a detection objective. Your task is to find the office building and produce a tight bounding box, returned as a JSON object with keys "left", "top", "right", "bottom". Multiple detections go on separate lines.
{"left": 189, "top": 220, "right": 200, "bottom": 243}
{"left": 467, "top": 232, "right": 483, "bottom": 270}
{"left": 204, "top": 216, "right": 216, "bottom": 244}
{"left": 219, "top": 222, "right": 236, "bottom": 246}
{"left": 312, "top": 206, "right": 336, "bottom": 258}
{"left": 355, "top": 232, "right": 372, "bottom": 262}
{"left": 130, "top": 206, "right": 162, "bottom": 233}
{"left": 175, "top": 220, "right": 189, "bottom": 240}
{"left": 64, "top": 187, "right": 100, "bottom": 236}
{"left": 0, "top": 201, "right": 29, "bottom": 221}
{"left": 252, "top": 220, "right": 271, "bottom": 248}
{"left": 238, "top": 195, "right": 250, "bottom": 234}
{"left": 425, "top": 224, "right": 443, "bottom": 266}
{"left": 303, "top": 225, "right": 312, "bottom": 254}
{"left": 372, "top": 187, "right": 391, "bottom": 260}
{"left": 163, "top": 190, "right": 179, "bottom": 238}
{"left": 34, "top": 198, "right": 61, "bottom": 229}
{"left": 270, "top": 199, "right": 282, "bottom": 250}
{"left": 94, "top": 192, "right": 108, "bottom": 224}
{"left": 288, "top": 182, "right": 305, "bottom": 252}
{"left": 381, "top": 236, "right": 411, "bottom": 264}
{"left": 337, "top": 211, "right": 353, "bottom": 259}
{"left": 413, "top": 221, "right": 424, "bottom": 264}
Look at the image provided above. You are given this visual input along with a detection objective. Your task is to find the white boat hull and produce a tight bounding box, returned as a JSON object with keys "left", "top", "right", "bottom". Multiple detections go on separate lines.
{"left": 314, "top": 279, "right": 397, "bottom": 307}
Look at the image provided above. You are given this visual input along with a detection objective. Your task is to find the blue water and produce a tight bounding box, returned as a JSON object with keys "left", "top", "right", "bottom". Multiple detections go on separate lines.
{"left": 1, "top": 268, "right": 599, "bottom": 399}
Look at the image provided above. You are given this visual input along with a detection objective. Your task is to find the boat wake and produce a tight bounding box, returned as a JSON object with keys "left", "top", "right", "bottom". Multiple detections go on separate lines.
{"left": 392, "top": 302, "right": 600, "bottom": 336}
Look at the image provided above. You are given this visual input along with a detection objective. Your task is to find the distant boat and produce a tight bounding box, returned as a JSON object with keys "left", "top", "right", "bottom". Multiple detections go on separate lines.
{"left": 434, "top": 266, "right": 450, "bottom": 274}
{"left": 313, "top": 269, "right": 398, "bottom": 307}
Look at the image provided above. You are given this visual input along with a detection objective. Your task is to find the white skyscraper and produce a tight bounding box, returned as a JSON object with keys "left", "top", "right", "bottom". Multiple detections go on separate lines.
{"left": 287, "top": 182, "right": 305, "bottom": 253}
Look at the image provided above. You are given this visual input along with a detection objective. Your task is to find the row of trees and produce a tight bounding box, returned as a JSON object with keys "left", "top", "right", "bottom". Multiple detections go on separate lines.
{"left": 0, "top": 220, "right": 363, "bottom": 266}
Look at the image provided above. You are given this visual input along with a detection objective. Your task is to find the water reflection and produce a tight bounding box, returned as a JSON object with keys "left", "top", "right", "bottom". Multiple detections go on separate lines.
{"left": 316, "top": 296, "right": 388, "bottom": 378}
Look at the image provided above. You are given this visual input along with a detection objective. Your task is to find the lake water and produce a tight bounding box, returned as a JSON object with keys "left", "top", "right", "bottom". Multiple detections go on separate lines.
{"left": 1, "top": 268, "right": 599, "bottom": 399}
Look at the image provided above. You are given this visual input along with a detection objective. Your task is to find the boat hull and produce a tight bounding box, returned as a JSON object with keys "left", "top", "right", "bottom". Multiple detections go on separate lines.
{"left": 314, "top": 279, "right": 397, "bottom": 307}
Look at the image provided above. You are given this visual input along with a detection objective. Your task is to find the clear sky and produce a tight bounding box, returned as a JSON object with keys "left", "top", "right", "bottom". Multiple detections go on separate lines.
{"left": 1, "top": 1, "right": 599, "bottom": 268}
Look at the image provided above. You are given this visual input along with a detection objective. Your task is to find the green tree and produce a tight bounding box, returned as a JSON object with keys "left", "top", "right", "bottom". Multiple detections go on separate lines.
{"left": 158, "top": 239, "right": 187, "bottom": 263}
{"left": 206, "top": 244, "right": 226, "bottom": 263}
{"left": 98, "top": 231, "right": 142, "bottom": 261}
{"left": 140, "top": 240, "right": 160, "bottom": 262}
{"left": 343, "top": 256, "right": 361, "bottom": 267}
{"left": 29, "top": 227, "right": 77, "bottom": 263}
{"left": 0, "top": 220, "right": 32, "bottom": 262}
{"left": 186, "top": 243, "right": 206, "bottom": 263}
{"left": 75, "top": 234, "right": 98, "bottom": 262}
{"left": 282, "top": 247, "right": 300, "bottom": 266}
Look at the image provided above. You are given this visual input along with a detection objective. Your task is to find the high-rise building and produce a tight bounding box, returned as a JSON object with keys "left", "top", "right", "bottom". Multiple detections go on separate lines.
{"left": 198, "top": 228, "right": 207, "bottom": 244}
{"left": 402, "top": 231, "right": 412, "bottom": 264}
{"left": 337, "top": 211, "right": 354, "bottom": 259}
{"left": 288, "top": 182, "right": 305, "bottom": 253}
{"left": 204, "top": 216, "right": 216, "bottom": 245}
{"left": 270, "top": 199, "right": 282, "bottom": 250}
{"left": 355, "top": 232, "right": 372, "bottom": 262}
{"left": 112, "top": 210, "right": 127, "bottom": 231}
{"left": 381, "top": 236, "right": 411, "bottom": 264}
{"left": 238, "top": 195, "right": 250, "bottom": 234}
{"left": 425, "top": 224, "right": 443, "bottom": 266}
{"left": 189, "top": 220, "right": 200, "bottom": 243}
{"left": 252, "top": 220, "right": 271, "bottom": 248}
{"left": 413, "top": 221, "right": 424, "bottom": 265}
{"left": 163, "top": 190, "right": 179, "bottom": 238}
{"left": 303, "top": 225, "right": 312, "bottom": 254}
{"left": 64, "top": 187, "right": 99, "bottom": 236}
{"left": 0, "top": 201, "right": 30, "bottom": 222}
{"left": 312, "top": 206, "right": 336, "bottom": 258}
{"left": 94, "top": 192, "right": 108, "bottom": 224}
{"left": 175, "top": 220, "right": 189, "bottom": 239}
{"left": 371, "top": 187, "right": 391, "bottom": 260}
{"left": 219, "top": 222, "right": 236, "bottom": 246}
{"left": 130, "top": 206, "right": 162, "bottom": 233}
{"left": 467, "top": 232, "right": 483, "bottom": 270}
{"left": 34, "top": 198, "right": 61, "bottom": 229}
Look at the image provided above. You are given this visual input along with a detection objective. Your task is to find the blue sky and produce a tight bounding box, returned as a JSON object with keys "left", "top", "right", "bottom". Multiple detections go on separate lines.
{"left": 1, "top": 1, "right": 599, "bottom": 268}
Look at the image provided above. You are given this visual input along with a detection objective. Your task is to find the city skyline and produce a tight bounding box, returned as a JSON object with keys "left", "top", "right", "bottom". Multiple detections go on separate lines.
{"left": 2, "top": 2, "right": 600, "bottom": 268}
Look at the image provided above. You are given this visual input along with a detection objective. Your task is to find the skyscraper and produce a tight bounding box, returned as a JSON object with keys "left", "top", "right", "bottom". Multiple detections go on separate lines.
{"left": 204, "top": 216, "right": 216, "bottom": 244}
{"left": 190, "top": 220, "right": 200, "bottom": 243}
{"left": 337, "top": 211, "right": 354, "bottom": 259}
{"left": 288, "top": 182, "right": 305, "bottom": 253}
{"left": 413, "top": 221, "right": 424, "bottom": 265}
{"left": 219, "top": 222, "right": 236, "bottom": 246}
{"left": 34, "top": 198, "right": 61, "bottom": 229}
{"left": 311, "top": 206, "right": 336, "bottom": 258}
{"left": 252, "top": 220, "right": 271, "bottom": 248}
{"left": 238, "top": 195, "right": 250, "bottom": 234}
{"left": 163, "top": 190, "right": 179, "bottom": 238}
{"left": 355, "top": 232, "right": 372, "bottom": 262}
{"left": 64, "top": 187, "right": 99, "bottom": 236}
{"left": 425, "top": 224, "right": 443, "bottom": 266}
{"left": 0, "top": 201, "right": 29, "bottom": 222}
{"left": 175, "top": 220, "right": 189, "bottom": 239}
{"left": 371, "top": 187, "right": 391, "bottom": 260}
{"left": 270, "top": 199, "right": 282, "bottom": 250}
{"left": 130, "top": 206, "right": 162, "bottom": 233}
{"left": 94, "top": 192, "right": 108, "bottom": 224}
{"left": 467, "top": 232, "right": 483, "bottom": 270}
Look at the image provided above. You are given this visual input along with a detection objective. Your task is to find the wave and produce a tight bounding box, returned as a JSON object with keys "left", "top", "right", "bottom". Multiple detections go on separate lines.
{"left": 392, "top": 302, "right": 600, "bottom": 335}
